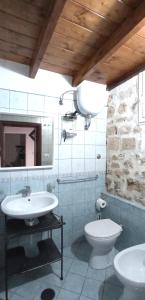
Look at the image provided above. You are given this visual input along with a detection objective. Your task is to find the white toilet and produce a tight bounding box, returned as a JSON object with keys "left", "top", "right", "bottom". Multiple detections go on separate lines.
{"left": 84, "top": 218, "right": 122, "bottom": 269}
{"left": 114, "top": 243, "right": 145, "bottom": 300}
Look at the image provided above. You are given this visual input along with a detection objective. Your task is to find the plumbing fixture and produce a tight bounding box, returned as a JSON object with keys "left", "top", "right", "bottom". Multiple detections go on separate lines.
{"left": 62, "top": 111, "right": 77, "bottom": 121}
{"left": 41, "top": 288, "right": 55, "bottom": 300}
{"left": 97, "top": 213, "right": 101, "bottom": 220}
{"left": 22, "top": 186, "right": 31, "bottom": 197}
{"left": 62, "top": 129, "right": 77, "bottom": 142}
{"left": 47, "top": 183, "right": 55, "bottom": 193}
{"left": 59, "top": 83, "right": 107, "bottom": 130}
{"left": 59, "top": 90, "right": 74, "bottom": 105}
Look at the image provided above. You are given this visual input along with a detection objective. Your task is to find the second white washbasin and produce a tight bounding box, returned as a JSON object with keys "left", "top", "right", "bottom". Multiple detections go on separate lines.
{"left": 1, "top": 191, "right": 58, "bottom": 219}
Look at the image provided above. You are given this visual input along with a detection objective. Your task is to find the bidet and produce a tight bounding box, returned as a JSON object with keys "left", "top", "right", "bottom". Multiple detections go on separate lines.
{"left": 114, "top": 243, "right": 145, "bottom": 300}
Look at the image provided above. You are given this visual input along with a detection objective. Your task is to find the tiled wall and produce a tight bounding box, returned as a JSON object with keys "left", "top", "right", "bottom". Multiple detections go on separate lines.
{"left": 0, "top": 61, "right": 107, "bottom": 262}
{"left": 102, "top": 192, "right": 145, "bottom": 251}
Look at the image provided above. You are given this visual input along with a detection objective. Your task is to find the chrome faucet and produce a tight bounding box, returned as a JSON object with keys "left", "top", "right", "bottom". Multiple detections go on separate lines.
{"left": 22, "top": 186, "right": 31, "bottom": 197}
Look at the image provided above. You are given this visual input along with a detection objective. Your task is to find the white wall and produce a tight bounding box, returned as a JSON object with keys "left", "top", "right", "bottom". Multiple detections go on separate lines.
{"left": 0, "top": 59, "right": 73, "bottom": 97}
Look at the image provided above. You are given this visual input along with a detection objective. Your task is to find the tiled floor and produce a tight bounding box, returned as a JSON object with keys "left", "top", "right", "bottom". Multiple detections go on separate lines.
{"left": 0, "top": 237, "right": 123, "bottom": 300}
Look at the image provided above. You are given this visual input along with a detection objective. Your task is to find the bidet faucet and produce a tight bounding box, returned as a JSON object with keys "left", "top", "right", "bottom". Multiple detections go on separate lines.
{"left": 22, "top": 186, "right": 31, "bottom": 197}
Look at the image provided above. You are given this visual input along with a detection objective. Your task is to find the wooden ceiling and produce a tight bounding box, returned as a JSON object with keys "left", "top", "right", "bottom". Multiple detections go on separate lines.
{"left": 1, "top": 0, "right": 145, "bottom": 89}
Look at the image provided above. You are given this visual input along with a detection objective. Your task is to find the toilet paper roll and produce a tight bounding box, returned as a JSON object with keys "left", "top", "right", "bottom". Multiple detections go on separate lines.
{"left": 96, "top": 198, "right": 107, "bottom": 211}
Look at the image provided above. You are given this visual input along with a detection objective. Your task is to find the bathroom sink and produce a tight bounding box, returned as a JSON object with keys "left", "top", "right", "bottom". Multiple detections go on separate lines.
{"left": 1, "top": 191, "right": 58, "bottom": 219}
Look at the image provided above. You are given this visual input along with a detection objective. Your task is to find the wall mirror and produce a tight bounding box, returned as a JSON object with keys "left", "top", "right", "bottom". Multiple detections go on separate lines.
{"left": 0, "top": 114, "right": 54, "bottom": 169}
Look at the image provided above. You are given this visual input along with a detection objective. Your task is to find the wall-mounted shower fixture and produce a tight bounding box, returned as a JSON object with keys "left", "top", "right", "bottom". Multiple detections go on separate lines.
{"left": 59, "top": 90, "right": 74, "bottom": 105}
{"left": 62, "top": 129, "right": 77, "bottom": 142}
{"left": 62, "top": 111, "right": 77, "bottom": 121}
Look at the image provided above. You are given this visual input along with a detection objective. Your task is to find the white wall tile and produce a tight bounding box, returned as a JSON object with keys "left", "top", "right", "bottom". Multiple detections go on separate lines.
{"left": 72, "top": 145, "right": 84, "bottom": 159}
{"left": 59, "top": 159, "right": 72, "bottom": 174}
{"left": 48, "top": 159, "right": 59, "bottom": 175}
{"left": 85, "top": 145, "right": 96, "bottom": 159}
{"left": 96, "top": 132, "right": 106, "bottom": 146}
{"left": 59, "top": 145, "right": 72, "bottom": 159}
{"left": 54, "top": 144, "right": 59, "bottom": 160}
{"left": 54, "top": 128, "right": 59, "bottom": 145}
{"left": 10, "top": 91, "right": 27, "bottom": 111}
{"left": 96, "top": 145, "right": 106, "bottom": 159}
{"left": 98, "top": 107, "right": 107, "bottom": 119}
{"left": 60, "top": 118, "right": 75, "bottom": 132}
{"left": 59, "top": 100, "right": 73, "bottom": 116}
{"left": 0, "top": 107, "right": 9, "bottom": 113}
{"left": 28, "top": 93, "right": 44, "bottom": 112}
{"left": 75, "top": 116, "right": 85, "bottom": 131}
{"left": 96, "top": 159, "right": 106, "bottom": 173}
{"left": 85, "top": 131, "right": 97, "bottom": 145}
{"left": 44, "top": 96, "right": 59, "bottom": 115}
{"left": 85, "top": 159, "right": 96, "bottom": 172}
{"left": 89, "top": 118, "right": 97, "bottom": 131}
{"left": 96, "top": 118, "right": 107, "bottom": 132}
{"left": 72, "top": 158, "right": 85, "bottom": 173}
{"left": 0, "top": 89, "right": 9, "bottom": 108}
{"left": 72, "top": 131, "right": 85, "bottom": 145}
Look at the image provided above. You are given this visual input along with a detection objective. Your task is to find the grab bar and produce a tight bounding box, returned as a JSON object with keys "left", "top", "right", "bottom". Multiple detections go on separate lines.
{"left": 57, "top": 175, "right": 98, "bottom": 184}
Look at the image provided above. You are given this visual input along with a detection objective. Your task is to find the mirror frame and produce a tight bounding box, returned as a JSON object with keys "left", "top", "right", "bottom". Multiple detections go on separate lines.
{"left": 0, "top": 113, "right": 54, "bottom": 171}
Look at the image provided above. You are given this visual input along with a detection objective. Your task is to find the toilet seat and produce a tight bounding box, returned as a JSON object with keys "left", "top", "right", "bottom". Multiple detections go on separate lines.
{"left": 85, "top": 219, "right": 122, "bottom": 239}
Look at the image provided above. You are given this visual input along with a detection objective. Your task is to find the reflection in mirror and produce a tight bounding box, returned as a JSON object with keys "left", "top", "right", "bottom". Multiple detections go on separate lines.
{"left": 5, "top": 132, "right": 26, "bottom": 167}
{"left": 0, "top": 114, "right": 54, "bottom": 169}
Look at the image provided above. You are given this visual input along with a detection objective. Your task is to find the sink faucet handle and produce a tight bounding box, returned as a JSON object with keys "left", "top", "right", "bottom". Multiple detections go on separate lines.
{"left": 25, "top": 185, "right": 31, "bottom": 190}
{"left": 25, "top": 185, "right": 31, "bottom": 195}
{"left": 47, "top": 183, "right": 55, "bottom": 193}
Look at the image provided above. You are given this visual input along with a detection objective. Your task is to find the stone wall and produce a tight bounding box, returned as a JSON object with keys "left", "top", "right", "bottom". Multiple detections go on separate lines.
{"left": 106, "top": 76, "right": 145, "bottom": 205}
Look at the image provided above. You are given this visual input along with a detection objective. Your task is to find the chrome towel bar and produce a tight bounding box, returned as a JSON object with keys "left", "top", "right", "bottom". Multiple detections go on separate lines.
{"left": 57, "top": 175, "right": 98, "bottom": 184}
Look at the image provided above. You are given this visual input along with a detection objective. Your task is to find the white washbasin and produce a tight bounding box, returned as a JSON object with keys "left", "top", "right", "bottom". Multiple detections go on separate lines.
{"left": 1, "top": 191, "right": 58, "bottom": 219}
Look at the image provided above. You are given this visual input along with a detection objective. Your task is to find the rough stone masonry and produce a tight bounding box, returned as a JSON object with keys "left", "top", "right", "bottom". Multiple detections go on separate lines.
{"left": 106, "top": 75, "right": 145, "bottom": 205}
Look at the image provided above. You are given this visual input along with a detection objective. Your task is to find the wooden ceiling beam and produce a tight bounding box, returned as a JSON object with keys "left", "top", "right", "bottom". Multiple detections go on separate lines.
{"left": 72, "top": 0, "right": 145, "bottom": 87}
{"left": 29, "top": 0, "right": 68, "bottom": 78}
{"left": 107, "top": 61, "right": 145, "bottom": 91}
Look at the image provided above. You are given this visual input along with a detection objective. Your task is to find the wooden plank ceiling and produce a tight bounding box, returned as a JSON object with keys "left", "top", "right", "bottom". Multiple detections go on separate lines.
{"left": 0, "top": 0, "right": 145, "bottom": 89}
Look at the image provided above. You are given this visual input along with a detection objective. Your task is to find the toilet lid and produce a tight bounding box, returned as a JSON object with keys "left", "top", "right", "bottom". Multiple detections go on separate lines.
{"left": 85, "top": 219, "right": 122, "bottom": 238}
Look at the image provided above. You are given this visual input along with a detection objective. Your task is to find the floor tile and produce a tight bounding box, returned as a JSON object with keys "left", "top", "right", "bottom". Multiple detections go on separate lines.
{"left": 102, "top": 283, "right": 123, "bottom": 300}
{"left": 105, "top": 266, "right": 123, "bottom": 287}
{"left": 79, "top": 296, "right": 92, "bottom": 300}
{"left": 82, "top": 278, "right": 104, "bottom": 300}
{"left": 0, "top": 291, "right": 24, "bottom": 300}
{"left": 11, "top": 293, "right": 25, "bottom": 300}
{"left": 63, "top": 247, "right": 77, "bottom": 259}
{"left": 70, "top": 259, "right": 88, "bottom": 277}
{"left": 57, "top": 288, "right": 80, "bottom": 300}
{"left": 72, "top": 240, "right": 91, "bottom": 262}
{"left": 13, "top": 280, "right": 40, "bottom": 299}
{"left": 62, "top": 272, "right": 85, "bottom": 294}
{"left": 52, "top": 257, "right": 73, "bottom": 275}
{"left": 33, "top": 283, "right": 60, "bottom": 300}
{"left": 39, "top": 272, "right": 63, "bottom": 288}
{"left": 86, "top": 266, "right": 106, "bottom": 281}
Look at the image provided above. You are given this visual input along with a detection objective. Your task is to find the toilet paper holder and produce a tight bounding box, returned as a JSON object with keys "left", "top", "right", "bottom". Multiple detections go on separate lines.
{"left": 96, "top": 198, "right": 107, "bottom": 211}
